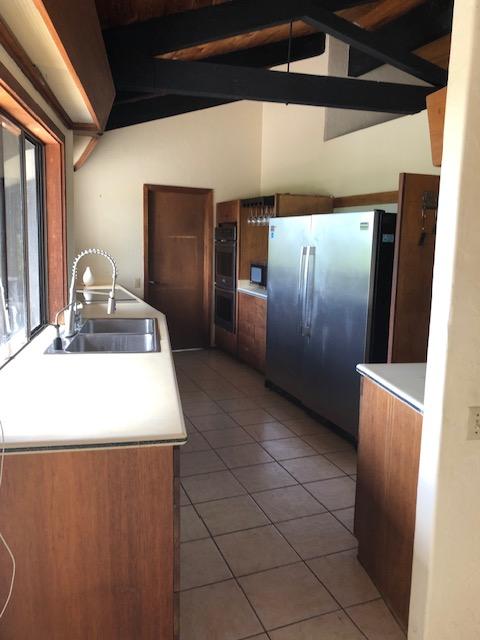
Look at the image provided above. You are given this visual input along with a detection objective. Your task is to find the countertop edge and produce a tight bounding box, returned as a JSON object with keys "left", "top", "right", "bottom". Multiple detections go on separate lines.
{"left": 356, "top": 364, "right": 425, "bottom": 414}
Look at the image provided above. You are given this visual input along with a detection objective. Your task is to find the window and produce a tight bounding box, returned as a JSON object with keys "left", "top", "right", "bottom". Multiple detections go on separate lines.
{"left": 0, "top": 114, "right": 45, "bottom": 366}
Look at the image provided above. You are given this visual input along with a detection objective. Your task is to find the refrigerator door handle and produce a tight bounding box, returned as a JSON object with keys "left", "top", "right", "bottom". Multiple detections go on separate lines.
{"left": 298, "top": 246, "right": 310, "bottom": 336}
{"left": 302, "top": 246, "right": 316, "bottom": 337}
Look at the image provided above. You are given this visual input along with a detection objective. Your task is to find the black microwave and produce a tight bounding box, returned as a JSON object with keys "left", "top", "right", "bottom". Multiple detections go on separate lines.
{"left": 250, "top": 263, "right": 267, "bottom": 288}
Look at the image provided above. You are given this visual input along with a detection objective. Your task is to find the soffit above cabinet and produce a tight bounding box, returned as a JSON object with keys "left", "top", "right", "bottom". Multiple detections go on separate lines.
{"left": 0, "top": 0, "right": 115, "bottom": 132}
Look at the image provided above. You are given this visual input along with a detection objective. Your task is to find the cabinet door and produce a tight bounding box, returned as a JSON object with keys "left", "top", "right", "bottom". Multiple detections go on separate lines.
{"left": 388, "top": 173, "right": 440, "bottom": 362}
{"left": 217, "top": 200, "right": 240, "bottom": 224}
{"left": 355, "top": 377, "right": 423, "bottom": 632}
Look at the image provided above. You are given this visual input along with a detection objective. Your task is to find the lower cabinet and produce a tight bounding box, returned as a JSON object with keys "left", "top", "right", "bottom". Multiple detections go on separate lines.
{"left": 354, "top": 377, "right": 423, "bottom": 632}
{"left": 0, "top": 446, "right": 179, "bottom": 640}
{"left": 237, "top": 292, "right": 267, "bottom": 372}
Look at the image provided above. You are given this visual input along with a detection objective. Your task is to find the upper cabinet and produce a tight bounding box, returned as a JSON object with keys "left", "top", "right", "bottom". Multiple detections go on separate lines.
{"left": 427, "top": 87, "right": 447, "bottom": 167}
{"left": 0, "top": 0, "right": 115, "bottom": 133}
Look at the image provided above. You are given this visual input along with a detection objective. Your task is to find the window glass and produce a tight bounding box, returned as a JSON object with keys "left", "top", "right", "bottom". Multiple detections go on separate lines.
{"left": 25, "top": 139, "right": 42, "bottom": 331}
{"left": 0, "top": 116, "right": 45, "bottom": 366}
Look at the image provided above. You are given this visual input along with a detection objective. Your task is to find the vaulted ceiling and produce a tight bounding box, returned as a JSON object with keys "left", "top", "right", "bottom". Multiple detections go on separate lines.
{"left": 97, "top": 0, "right": 453, "bottom": 130}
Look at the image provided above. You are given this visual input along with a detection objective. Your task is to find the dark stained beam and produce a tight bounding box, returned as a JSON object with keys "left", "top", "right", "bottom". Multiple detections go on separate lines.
{"left": 348, "top": 0, "right": 454, "bottom": 77}
{"left": 113, "top": 57, "right": 435, "bottom": 113}
{"left": 103, "top": 0, "right": 371, "bottom": 58}
{"left": 107, "top": 95, "right": 234, "bottom": 130}
{"left": 303, "top": 0, "right": 447, "bottom": 86}
{"left": 113, "top": 33, "right": 327, "bottom": 106}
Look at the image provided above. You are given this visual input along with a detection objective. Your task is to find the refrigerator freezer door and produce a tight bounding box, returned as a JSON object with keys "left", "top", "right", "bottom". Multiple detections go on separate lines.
{"left": 266, "top": 216, "right": 311, "bottom": 400}
{"left": 302, "top": 211, "right": 376, "bottom": 437}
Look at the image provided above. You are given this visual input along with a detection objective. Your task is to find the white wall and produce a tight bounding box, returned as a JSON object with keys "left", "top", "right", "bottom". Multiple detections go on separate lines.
{"left": 73, "top": 101, "right": 263, "bottom": 293}
{"left": 409, "top": 1, "right": 480, "bottom": 637}
{"left": 261, "top": 55, "right": 439, "bottom": 196}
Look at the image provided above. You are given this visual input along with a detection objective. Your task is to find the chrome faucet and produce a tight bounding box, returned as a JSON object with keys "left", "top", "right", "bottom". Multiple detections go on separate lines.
{"left": 65, "top": 248, "right": 117, "bottom": 337}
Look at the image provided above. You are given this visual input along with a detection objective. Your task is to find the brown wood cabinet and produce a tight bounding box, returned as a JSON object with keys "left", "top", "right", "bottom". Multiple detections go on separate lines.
{"left": 355, "top": 377, "right": 423, "bottom": 632}
{"left": 237, "top": 292, "right": 267, "bottom": 372}
{"left": 0, "top": 446, "right": 179, "bottom": 640}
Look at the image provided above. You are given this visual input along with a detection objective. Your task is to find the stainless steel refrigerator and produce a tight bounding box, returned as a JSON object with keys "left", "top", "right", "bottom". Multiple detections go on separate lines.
{"left": 266, "top": 210, "right": 396, "bottom": 440}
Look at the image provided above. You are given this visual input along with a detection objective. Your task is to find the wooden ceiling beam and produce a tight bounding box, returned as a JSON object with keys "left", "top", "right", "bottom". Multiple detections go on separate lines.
{"left": 353, "top": 0, "right": 427, "bottom": 30}
{"left": 348, "top": 0, "right": 453, "bottom": 76}
{"left": 113, "top": 57, "right": 435, "bottom": 113}
{"left": 103, "top": 0, "right": 372, "bottom": 58}
{"left": 303, "top": 1, "right": 446, "bottom": 86}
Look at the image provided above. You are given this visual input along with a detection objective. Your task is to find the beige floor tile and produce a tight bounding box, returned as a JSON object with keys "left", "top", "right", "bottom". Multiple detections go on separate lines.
{"left": 229, "top": 408, "right": 276, "bottom": 426}
{"left": 217, "top": 397, "right": 260, "bottom": 412}
{"left": 215, "top": 525, "right": 299, "bottom": 576}
{"left": 180, "top": 431, "right": 211, "bottom": 453}
{"left": 333, "top": 507, "right": 355, "bottom": 532}
{"left": 180, "top": 506, "right": 210, "bottom": 542}
{"left": 251, "top": 393, "right": 294, "bottom": 411}
{"left": 177, "top": 379, "right": 200, "bottom": 393}
{"left": 180, "top": 579, "right": 263, "bottom": 640}
{"left": 190, "top": 413, "right": 238, "bottom": 432}
{"left": 324, "top": 449, "right": 358, "bottom": 475}
{"left": 281, "top": 455, "right": 346, "bottom": 483}
{"left": 182, "top": 470, "right": 246, "bottom": 503}
{"left": 308, "top": 549, "right": 379, "bottom": 607}
{"left": 180, "top": 538, "right": 232, "bottom": 590}
{"left": 239, "top": 563, "right": 338, "bottom": 630}
{"left": 203, "top": 428, "right": 254, "bottom": 449}
{"left": 183, "top": 400, "right": 223, "bottom": 418}
{"left": 269, "top": 610, "right": 365, "bottom": 639}
{"left": 265, "top": 405, "right": 309, "bottom": 422}
{"left": 277, "top": 513, "right": 357, "bottom": 559}
{"left": 232, "top": 462, "right": 298, "bottom": 493}
{"left": 346, "top": 600, "right": 406, "bottom": 639}
{"left": 244, "top": 422, "right": 294, "bottom": 441}
{"left": 180, "top": 390, "right": 211, "bottom": 403}
{"left": 282, "top": 418, "right": 326, "bottom": 436}
{"left": 251, "top": 485, "right": 325, "bottom": 522}
{"left": 180, "top": 450, "right": 226, "bottom": 477}
{"left": 303, "top": 430, "right": 354, "bottom": 454}
{"left": 233, "top": 380, "right": 269, "bottom": 394}
{"left": 179, "top": 486, "right": 191, "bottom": 506}
{"left": 200, "top": 384, "right": 246, "bottom": 400}
{"left": 261, "top": 437, "right": 317, "bottom": 461}
{"left": 196, "top": 495, "right": 269, "bottom": 535}
{"left": 216, "top": 443, "right": 274, "bottom": 468}
{"left": 304, "top": 476, "right": 357, "bottom": 510}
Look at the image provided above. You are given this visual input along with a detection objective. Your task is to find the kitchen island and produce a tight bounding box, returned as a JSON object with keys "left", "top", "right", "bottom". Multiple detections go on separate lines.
{"left": 0, "top": 287, "right": 186, "bottom": 639}
{"left": 355, "top": 362, "right": 425, "bottom": 632}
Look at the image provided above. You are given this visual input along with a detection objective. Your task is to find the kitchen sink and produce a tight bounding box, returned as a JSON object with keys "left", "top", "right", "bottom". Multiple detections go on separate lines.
{"left": 45, "top": 317, "right": 160, "bottom": 354}
{"left": 79, "top": 318, "right": 156, "bottom": 335}
{"left": 66, "top": 333, "right": 158, "bottom": 353}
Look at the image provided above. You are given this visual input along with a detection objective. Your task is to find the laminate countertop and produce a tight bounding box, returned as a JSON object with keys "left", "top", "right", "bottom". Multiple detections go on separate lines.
{"left": 356, "top": 363, "right": 426, "bottom": 414}
{"left": 238, "top": 280, "right": 268, "bottom": 300}
{"left": 0, "top": 286, "right": 187, "bottom": 453}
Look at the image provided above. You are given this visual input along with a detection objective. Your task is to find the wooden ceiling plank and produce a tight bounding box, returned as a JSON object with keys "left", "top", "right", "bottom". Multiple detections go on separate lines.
{"left": 415, "top": 34, "right": 451, "bottom": 70}
{"left": 103, "top": 0, "right": 373, "bottom": 58}
{"left": 113, "top": 57, "right": 435, "bottom": 113}
{"left": 348, "top": 0, "right": 454, "bottom": 76}
{"left": 354, "top": 0, "right": 427, "bottom": 31}
{"left": 303, "top": 1, "right": 447, "bottom": 86}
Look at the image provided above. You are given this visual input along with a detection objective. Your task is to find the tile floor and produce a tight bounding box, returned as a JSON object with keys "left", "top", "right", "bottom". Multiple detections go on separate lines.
{"left": 174, "top": 349, "right": 406, "bottom": 640}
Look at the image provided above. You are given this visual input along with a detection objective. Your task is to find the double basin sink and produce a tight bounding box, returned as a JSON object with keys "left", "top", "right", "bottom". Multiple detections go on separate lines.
{"left": 47, "top": 318, "right": 160, "bottom": 354}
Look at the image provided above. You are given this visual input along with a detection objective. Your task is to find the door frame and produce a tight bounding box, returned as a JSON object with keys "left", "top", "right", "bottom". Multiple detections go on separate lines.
{"left": 143, "top": 184, "right": 214, "bottom": 348}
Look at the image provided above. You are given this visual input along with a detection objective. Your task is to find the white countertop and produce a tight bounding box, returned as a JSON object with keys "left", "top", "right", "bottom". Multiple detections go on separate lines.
{"left": 0, "top": 286, "right": 187, "bottom": 452}
{"left": 238, "top": 280, "right": 268, "bottom": 300}
{"left": 356, "top": 362, "right": 426, "bottom": 413}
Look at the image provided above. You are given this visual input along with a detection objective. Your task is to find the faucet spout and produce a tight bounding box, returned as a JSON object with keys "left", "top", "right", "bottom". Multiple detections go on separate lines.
{"left": 65, "top": 248, "right": 118, "bottom": 337}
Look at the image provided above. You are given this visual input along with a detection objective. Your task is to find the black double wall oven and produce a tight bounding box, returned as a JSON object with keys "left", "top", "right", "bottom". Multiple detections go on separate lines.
{"left": 214, "top": 223, "right": 237, "bottom": 333}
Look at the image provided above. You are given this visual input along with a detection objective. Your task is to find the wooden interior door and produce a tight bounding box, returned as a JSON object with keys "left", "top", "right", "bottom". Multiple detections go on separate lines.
{"left": 388, "top": 173, "right": 440, "bottom": 362}
{"left": 144, "top": 185, "right": 213, "bottom": 350}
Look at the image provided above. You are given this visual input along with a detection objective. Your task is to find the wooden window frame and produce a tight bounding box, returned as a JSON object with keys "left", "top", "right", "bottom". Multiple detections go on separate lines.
{"left": 0, "top": 60, "right": 67, "bottom": 321}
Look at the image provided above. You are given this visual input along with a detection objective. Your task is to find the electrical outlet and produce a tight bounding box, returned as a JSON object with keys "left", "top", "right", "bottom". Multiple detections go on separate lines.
{"left": 134, "top": 277, "right": 141, "bottom": 289}
{"left": 467, "top": 407, "right": 480, "bottom": 440}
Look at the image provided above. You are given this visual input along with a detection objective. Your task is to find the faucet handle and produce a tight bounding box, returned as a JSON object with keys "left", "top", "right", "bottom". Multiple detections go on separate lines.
{"left": 107, "top": 296, "right": 116, "bottom": 315}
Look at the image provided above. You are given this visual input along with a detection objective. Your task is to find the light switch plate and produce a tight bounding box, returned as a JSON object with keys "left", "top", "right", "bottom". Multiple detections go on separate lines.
{"left": 467, "top": 407, "right": 480, "bottom": 440}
